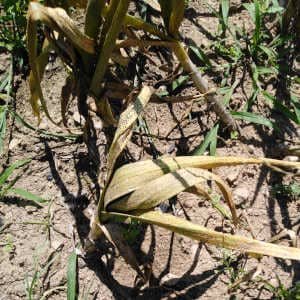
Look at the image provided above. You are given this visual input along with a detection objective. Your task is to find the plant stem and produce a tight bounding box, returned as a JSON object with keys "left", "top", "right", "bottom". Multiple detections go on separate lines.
{"left": 82, "top": 0, "right": 106, "bottom": 73}
{"left": 90, "top": 0, "right": 130, "bottom": 98}
{"left": 173, "top": 41, "right": 239, "bottom": 131}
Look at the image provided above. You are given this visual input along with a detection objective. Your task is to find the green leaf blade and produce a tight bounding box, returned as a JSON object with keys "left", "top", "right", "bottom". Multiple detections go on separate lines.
{"left": 67, "top": 251, "right": 77, "bottom": 300}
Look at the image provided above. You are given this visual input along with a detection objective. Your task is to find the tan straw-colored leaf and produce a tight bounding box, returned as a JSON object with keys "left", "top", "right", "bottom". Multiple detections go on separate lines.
{"left": 97, "top": 86, "right": 154, "bottom": 222}
{"left": 28, "top": 2, "right": 94, "bottom": 54}
{"left": 106, "top": 167, "right": 237, "bottom": 223}
{"left": 103, "top": 211, "right": 300, "bottom": 261}
{"left": 27, "top": 2, "right": 94, "bottom": 122}
{"left": 106, "top": 86, "right": 154, "bottom": 182}
{"left": 105, "top": 156, "right": 300, "bottom": 206}
{"left": 28, "top": 38, "right": 51, "bottom": 121}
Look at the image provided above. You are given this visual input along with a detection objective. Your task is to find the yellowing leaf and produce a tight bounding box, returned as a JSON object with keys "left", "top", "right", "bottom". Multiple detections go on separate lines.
{"left": 158, "top": 0, "right": 185, "bottom": 37}
{"left": 103, "top": 211, "right": 300, "bottom": 261}
{"left": 106, "top": 86, "right": 154, "bottom": 182}
{"left": 27, "top": 2, "right": 95, "bottom": 122}
{"left": 105, "top": 156, "right": 299, "bottom": 206}
{"left": 106, "top": 167, "right": 237, "bottom": 223}
{"left": 27, "top": 2, "right": 94, "bottom": 54}
{"left": 97, "top": 86, "right": 154, "bottom": 221}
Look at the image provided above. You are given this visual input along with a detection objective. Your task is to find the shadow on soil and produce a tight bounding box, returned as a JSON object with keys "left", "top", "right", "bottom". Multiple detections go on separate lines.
{"left": 42, "top": 136, "right": 224, "bottom": 299}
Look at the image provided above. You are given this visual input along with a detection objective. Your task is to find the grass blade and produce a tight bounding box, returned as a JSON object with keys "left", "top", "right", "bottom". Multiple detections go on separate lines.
{"left": 9, "top": 188, "right": 47, "bottom": 206}
{"left": 67, "top": 251, "right": 77, "bottom": 300}
{"left": 0, "top": 106, "right": 7, "bottom": 154}
{"left": 220, "top": 0, "right": 229, "bottom": 34}
{"left": 0, "top": 159, "right": 31, "bottom": 186}
{"left": 193, "top": 123, "right": 219, "bottom": 156}
{"left": 263, "top": 91, "right": 299, "bottom": 124}
{"left": 231, "top": 111, "right": 276, "bottom": 129}
{"left": 189, "top": 45, "right": 212, "bottom": 68}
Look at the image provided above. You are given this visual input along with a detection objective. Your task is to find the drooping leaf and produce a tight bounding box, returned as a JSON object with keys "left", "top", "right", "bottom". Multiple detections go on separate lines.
{"left": 100, "top": 223, "right": 145, "bottom": 279}
{"left": 106, "top": 166, "right": 237, "bottom": 223}
{"left": 106, "top": 86, "right": 154, "bottom": 182}
{"left": 103, "top": 210, "right": 300, "bottom": 261}
{"left": 27, "top": 2, "right": 94, "bottom": 54}
{"left": 61, "top": 75, "right": 76, "bottom": 128}
{"left": 27, "top": 2, "right": 94, "bottom": 121}
{"left": 28, "top": 39, "right": 53, "bottom": 122}
{"left": 97, "top": 86, "right": 154, "bottom": 220}
{"left": 104, "top": 156, "right": 299, "bottom": 209}
{"left": 95, "top": 97, "right": 117, "bottom": 126}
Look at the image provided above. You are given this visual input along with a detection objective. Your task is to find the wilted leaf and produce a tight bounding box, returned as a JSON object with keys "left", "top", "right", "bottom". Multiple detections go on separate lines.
{"left": 61, "top": 75, "right": 76, "bottom": 128}
{"left": 28, "top": 38, "right": 52, "bottom": 122}
{"left": 103, "top": 210, "right": 300, "bottom": 260}
{"left": 100, "top": 223, "right": 145, "bottom": 279}
{"left": 104, "top": 156, "right": 300, "bottom": 207}
{"left": 107, "top": 166, "right": 236, "bottom": 222}
{"left": 106, "top": 86, "right": 154, "bottom": 182}
{"left": 27, "top": 2, "right": 94, "bottom": 121}
{"left": 27, "top": 2, "right": 94, "bottom": 54}
{"left": 95, "top": 97, "right": 117, "bottom": 127}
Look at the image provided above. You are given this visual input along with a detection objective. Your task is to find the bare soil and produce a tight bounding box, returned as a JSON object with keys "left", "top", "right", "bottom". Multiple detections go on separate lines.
{"left": 0, "top": 1, "right": 299, "bottom": 299}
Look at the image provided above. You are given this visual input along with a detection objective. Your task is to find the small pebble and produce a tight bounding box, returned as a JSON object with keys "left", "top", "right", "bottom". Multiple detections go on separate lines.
{"left": 234, "top": 187, "right": 250, "bottom": 203}
{"left": 183, "top": 198, "right": 194, "bottom": 209}
{"left": 46, "top": 173, "right": 53, "bottom": 181}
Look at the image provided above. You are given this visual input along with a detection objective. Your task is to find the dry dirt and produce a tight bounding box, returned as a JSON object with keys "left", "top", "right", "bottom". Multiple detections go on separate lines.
{"left": 0, "top": 1, "right": 300, "bottom": 299}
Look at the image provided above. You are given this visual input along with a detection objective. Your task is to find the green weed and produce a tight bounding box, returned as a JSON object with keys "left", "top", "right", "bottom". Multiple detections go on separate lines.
{"left": 0, "top": 159, "right": 46, "bottom": 206}
{"left": 264, "top": 277, "right": 300, "bottom": 299}
{"left": 272, "top": 182, "right": 300, "bottom": 201}
{"left": 212, "top": 0, "right": 298, "bottom": 128}
{"left": 0, "top": 0, "right": 28, "bottom": 69}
